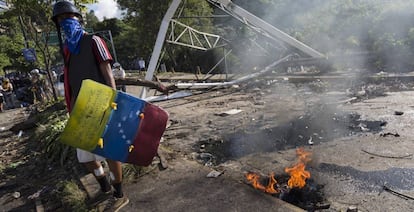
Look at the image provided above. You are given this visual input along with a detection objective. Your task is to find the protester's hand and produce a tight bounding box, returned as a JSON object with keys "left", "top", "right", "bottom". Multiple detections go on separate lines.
{"left": 154, "top": 75, "right": 173, "bottom": 95}
{"left": 156, "top": 82, "right": 177, "bottom": 95}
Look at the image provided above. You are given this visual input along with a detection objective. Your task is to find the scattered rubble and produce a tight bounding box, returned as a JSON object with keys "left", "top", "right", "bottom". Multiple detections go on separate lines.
{"left": 1, "top": 74, "right": 414, "bottom": 211}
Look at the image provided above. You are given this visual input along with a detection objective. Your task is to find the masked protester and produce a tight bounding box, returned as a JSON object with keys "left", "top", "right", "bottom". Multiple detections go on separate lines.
{"left": 52, "top": 1, "right": 128, "bottom": 210}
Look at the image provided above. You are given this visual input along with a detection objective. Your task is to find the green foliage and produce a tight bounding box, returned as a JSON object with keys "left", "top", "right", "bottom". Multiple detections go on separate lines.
{"left": 56, "top": 180, "right": 88, "bottom": 211}
{"left": 0, "top": 15, "right": 30, "bottom": 72}
{"left": 0, "top": 0, "right": 99, "bottom": 73}
{"left": 32, "top": 101, "right": 73, "bottom": 166}
{"left": 40, "top": 118, "right": 72, "bottom": 165}
{"left": 92, "top": 18, "right": 126, "bottom": 37}
{"left": 118, "top": 0, "right": 172, "bottom": 63}
{"left": 113, "top": 24, "right": 138, "bottom": 67}
{"left": 85, "top": 10, "right": 100, "bottom": 27}
{"left": 117, "top": 0, "right": 216, "bottom": 71}
{"left": 2, "top": 0, "right": 56, "bottom": 71}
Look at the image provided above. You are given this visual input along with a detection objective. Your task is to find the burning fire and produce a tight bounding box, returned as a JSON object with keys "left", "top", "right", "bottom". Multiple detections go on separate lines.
{"left": 285, "top": 162, "right": 310, "bottom": 188}
{"left": 245, "top": 148, "right": 312, "bottom": 192}
{"left": 284, "top": 148, "right": 312, "bottom": 189}
{"left": 245, "top": 172, "right": 279, "bottom": 194}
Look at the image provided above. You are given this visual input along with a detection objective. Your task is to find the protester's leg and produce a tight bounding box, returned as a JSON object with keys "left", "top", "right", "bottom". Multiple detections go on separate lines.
{"left": 0, "top": 97, "right": 3, "bottom": 112}
{"left": 106, "top": 159, "right": 123, "bottom": 197}
{"left": 7, "top": 94, "right": 15, "bottom": 108}
{"left": 104, "top": 159, "right": 129, "bottom": 211}
{"left": 77, "top": 149, "right": 111, "bottom": 193}
{"left": 4, "top": 95, "right": 11, "bottom": 109}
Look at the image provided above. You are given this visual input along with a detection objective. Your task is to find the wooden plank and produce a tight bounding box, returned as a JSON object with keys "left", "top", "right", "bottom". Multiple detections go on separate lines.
{"left": 79, "top": 173, "right": 101, "bottom": 199}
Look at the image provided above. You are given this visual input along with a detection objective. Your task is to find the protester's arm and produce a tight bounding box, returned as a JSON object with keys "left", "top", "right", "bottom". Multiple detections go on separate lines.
{"left": 114, "top": 78, "right": 174, "bottom": 94}
{"left": 121, "top": 68, "right": 126, "bottom": 79}
{"left": 90, "top": 35, "right": 116, "bottom": 90}
{"left": 99, "top": 61, "right": 116, "bottom": 90}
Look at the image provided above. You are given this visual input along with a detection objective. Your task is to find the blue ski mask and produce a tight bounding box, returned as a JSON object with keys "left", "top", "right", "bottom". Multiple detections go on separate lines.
{"left": 60, "top": 18, "right": 84, "bottom": 54}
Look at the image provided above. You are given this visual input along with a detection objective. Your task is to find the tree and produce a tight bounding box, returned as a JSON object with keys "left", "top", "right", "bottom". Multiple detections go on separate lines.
{"left": 0, "top": 0, "right": 100, "bottom": 101}
{"left": 93, "top": 18, "right": 125, "bottom": 37}
{"left": 117, "top": 0, "right": 215, "bottom": 72}
{"left": 0, "top": 15, "right": 28, "bottom": 74}
{"left": 85, "top": 10, "right": 99, "bottom": 27}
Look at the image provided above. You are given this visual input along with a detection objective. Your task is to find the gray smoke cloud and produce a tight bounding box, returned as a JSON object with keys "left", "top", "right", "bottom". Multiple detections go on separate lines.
{"left": 258, "top": 0, "right": 414, "bottom": 72}
{"left": 214, "top": 0, "right": 414, "bottom": 75}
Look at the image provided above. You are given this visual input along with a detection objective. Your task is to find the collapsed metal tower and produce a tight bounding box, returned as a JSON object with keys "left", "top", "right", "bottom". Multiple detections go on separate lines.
{"left": 141, "top": 0, "right": 324, "bottom": 97}
{"left": 206, "top": 0, "right": 324, "bottom": 58}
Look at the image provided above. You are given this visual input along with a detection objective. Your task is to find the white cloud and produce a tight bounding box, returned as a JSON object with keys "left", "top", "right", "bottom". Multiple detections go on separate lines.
{"left": 87, "top": 0, "right": 122, "bottom": 21}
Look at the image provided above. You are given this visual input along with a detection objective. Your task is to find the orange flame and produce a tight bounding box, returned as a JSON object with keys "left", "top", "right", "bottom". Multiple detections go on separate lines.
{"left": 245, "top": 172, "right": 279, "bottom": 194}
{"left": 284, "top": 148, "right": 312, "bottom": 188}
{"left": 296, "top": 148, "right": 312, "bottom": 163}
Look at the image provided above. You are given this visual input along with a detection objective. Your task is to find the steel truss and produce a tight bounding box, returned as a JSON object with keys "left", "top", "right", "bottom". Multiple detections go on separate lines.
{"left": 167, "top": 19, "right": 226, "bottom": 51}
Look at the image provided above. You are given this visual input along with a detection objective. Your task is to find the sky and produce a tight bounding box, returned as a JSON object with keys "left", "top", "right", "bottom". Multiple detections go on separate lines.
{"left": 86, "top": 0, "right": 122, "bottom": 21}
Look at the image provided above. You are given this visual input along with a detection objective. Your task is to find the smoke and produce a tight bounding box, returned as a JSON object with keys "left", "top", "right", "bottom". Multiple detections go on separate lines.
{"left": 258, "top": 0, "right": 414, "bottom": 72}
{"left": 215, "top": 0, "right": 414, "bottom": 76}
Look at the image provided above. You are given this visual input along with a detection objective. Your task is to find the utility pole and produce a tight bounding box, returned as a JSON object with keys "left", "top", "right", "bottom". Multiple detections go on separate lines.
{"left": 108, "top": 30, "right": 118, "bottom": 62}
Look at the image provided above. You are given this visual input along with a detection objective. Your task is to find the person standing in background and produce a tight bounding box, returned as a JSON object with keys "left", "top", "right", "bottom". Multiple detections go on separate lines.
{"left": 112, "top": 62, "right": 126, "bottom": 92}
{"left": 138, "top": 57, "right": 145, "bottom": 73}
{"left": 1, "top": 78, "right": 14, "bottom": 109}
{"left": 30, "top": 69, "right": 46, "bottom": 103}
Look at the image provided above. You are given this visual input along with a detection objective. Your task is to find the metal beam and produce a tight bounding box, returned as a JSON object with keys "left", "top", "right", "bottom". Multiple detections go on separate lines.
{"left": 175, "top": 54, "right": 293, "bottom": 89}
{"left": 166, "top": 19, "right": 225, "bottom": 51}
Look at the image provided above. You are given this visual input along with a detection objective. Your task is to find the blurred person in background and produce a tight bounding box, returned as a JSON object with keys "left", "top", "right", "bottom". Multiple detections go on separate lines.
{"left": 112, "top": 62, "right": 126, "bottom": 92}
{"left": 30, "top": 69, "right": 46, "bottom": 103}
{"left": 1, "top": 78, "right": 14, "bottom": 109}
{"left": 138, "top": 57, "right": 145, "bottom": 73}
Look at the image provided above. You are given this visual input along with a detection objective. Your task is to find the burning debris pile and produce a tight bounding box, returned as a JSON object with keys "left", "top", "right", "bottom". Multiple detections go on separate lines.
{"left": 245, "top": 148, "right": 329, "bottom": 211}
{"left": 284, "top": 148, "right": 311, "bottom": 189}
